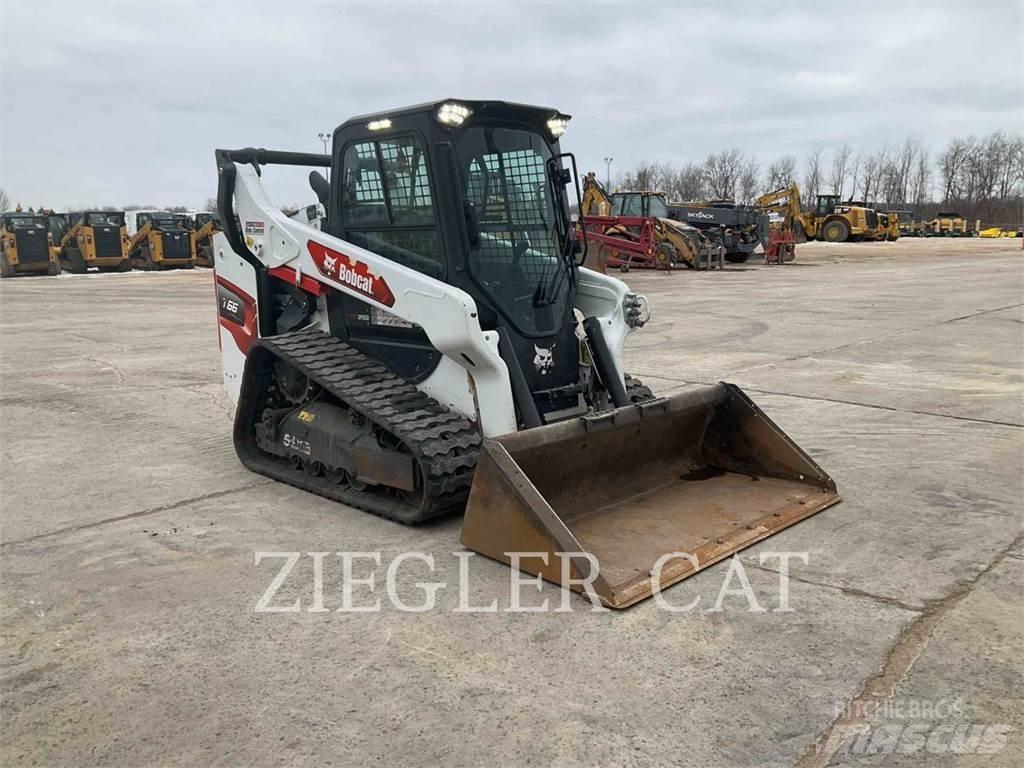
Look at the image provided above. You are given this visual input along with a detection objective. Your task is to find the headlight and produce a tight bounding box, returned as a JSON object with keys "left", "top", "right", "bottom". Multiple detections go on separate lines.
{"left": 367, "top": 118, "right": 391, "bottom": 131}
{"left": 546, "top": 115, "right": 570, "bottom": 138}
{"left": 436, "top": 102, "right": 471, "bottom": 126}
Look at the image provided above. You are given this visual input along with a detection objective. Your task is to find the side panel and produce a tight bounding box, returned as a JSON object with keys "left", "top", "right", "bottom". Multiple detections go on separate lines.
{"left": 575, "top": 267, "right": 637, "bottom": 385}
{"left": 227, "top": 162, "right": 517, "bottom": 437}
{"left": 212, "top": 231, "right": 259, "bottom": 406}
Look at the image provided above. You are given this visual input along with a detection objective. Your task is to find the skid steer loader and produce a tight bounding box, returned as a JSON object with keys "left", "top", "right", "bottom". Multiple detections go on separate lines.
{"left": 1, "top": 212, "right": 62, "bottom": 277}
{"left": 214, "top": 100, "right": 839, "bottom": 608}
{"left": 126, "top": 211, "right": 195, "bottom": 270}
{"left": 57, "top": 211, "right": 132, "bottom": 273}
{"left": 190, "top": 212, "right": 220, "bottom": 267}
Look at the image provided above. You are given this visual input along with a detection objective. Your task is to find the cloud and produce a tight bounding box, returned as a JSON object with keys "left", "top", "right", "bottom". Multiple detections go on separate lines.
{"left": 1, "top": 0, "right": 1021, "bottom": 209}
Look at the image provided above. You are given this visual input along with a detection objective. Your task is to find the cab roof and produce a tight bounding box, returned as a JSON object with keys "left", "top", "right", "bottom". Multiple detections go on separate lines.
{"left": 341, "top": 99, "right": 568, "bottom": 131}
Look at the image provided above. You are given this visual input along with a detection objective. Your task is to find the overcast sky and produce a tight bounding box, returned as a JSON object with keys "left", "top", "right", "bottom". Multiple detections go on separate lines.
{"left": 1, "top": 0, "right": 1021, "bottom": 210}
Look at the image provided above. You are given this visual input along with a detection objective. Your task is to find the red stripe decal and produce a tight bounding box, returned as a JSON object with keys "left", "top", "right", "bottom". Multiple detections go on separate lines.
{"left": 268, "top": 265, "right": 327, "bottom": 296}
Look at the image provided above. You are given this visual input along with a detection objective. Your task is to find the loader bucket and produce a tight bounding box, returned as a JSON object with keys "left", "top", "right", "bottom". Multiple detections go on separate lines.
{"left": 461, "top": 383, "right": 839, "bottom": 609}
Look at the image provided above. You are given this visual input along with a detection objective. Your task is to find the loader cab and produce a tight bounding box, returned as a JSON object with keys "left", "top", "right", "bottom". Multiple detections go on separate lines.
{"left": 611, "top": 191, "right": 670, "bottom": 219}
{"left": 45, "top": 212, "right": 70, "bottom": 246}
{"left": 815, "top": 194, "right": 840, "bottom": 216}
{"left": 146, "top": 211, "right": 187, "bottom": 232}
{"left": 322, "top": 100, "right": 585, "bottom": 421}
{"left": 193, "top": 212, "right": 217, "bottom": 228}
{"left": 1, "top": 213, "right": 47, "bottom": 233}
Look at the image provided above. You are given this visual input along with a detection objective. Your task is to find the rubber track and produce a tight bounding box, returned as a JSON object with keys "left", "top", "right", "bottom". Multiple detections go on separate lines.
{"left": 235, "top": 330, "right": 481, "bottom": 524}
{"left": 624, "top": 374, "right": 655, "bottom": 403}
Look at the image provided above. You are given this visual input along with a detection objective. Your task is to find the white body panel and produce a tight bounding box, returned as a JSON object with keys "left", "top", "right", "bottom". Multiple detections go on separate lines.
{"left": 212, "top": 230, "right": 258, "bottom": 404}
{"left": 216, "top": 162, "right": 641, "bottom": 439}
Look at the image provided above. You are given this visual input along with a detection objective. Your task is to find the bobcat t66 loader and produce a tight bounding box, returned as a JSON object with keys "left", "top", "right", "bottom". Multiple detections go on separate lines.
{"left": 214, "top": 100, "right": 839, "bottom": 608}
{"left": 1, "top": 212, "right": 62, "bottom": 277}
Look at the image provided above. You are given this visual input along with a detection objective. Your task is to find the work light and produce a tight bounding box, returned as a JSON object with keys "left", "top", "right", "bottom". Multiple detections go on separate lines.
{"left": 546, "top": 115, "right": 570, "bottom": 138}
{"left": 436, "top": 102, "right": 471, "bottom": 126}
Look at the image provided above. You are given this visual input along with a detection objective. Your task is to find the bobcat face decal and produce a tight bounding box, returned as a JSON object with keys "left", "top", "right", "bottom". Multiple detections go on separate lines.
{"left": 533, "top": 343, "right": 555, "bottom": 375}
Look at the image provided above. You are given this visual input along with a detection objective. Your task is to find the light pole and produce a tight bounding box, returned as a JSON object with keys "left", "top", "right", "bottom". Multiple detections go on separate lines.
{"left": 318, "top": 132, "right": 331, "bottom": 181}
{"left": 603, "top": 156, "right": 613, "bottom": 188}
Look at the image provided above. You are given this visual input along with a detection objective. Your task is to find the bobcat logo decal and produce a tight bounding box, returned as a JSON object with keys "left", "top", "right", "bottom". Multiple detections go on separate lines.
{"left": 533, "top": 343, "right": 556, "bottom": 375}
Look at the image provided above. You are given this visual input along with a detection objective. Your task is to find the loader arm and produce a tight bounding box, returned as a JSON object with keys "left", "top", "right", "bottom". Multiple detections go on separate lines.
{"left": 126, "top": 222, "right": 152, "bottom": 254}
{"left": 217, "top": 151, "right": 518, "bottom": 438}
{"left": 581, "top": 172, "right": 613, "bottom": 216}
{"left": 757, "top": 182, "right": 814, "bottom": 241}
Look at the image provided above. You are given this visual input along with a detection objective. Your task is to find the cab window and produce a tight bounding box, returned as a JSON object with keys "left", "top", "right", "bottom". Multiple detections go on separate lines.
{"left": 340, "top": 135, "right": 442, "bottom": 278}
{"left": 647, "top": 196, "right": 669, "bottom": 218}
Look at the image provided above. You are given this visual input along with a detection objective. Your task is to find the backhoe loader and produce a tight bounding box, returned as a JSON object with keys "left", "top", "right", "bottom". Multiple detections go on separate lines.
{"left": 757, "top": 184, "right": 878, "bottom": 243}
{"left": 580, "top": 174, "right": 723, "bottom": 270}
{"left": 1, "top": 212, "right": 62, "bottom": 277}
{"left": 213, "top": 100, "right": 839, "bottom": 608}
{"left": 190, "top": 212, "right": 220, "bottom": 267}
{"left": 126, "top": 211, "right": 195, "bottom": 270}
{"left": 58, "top": 211, "right": 132, "bottom": 273}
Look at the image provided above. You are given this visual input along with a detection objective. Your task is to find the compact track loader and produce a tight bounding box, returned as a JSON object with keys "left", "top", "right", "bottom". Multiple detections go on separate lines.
{"left": 214, "top": 100, "right": 839, "bottom": 608}
{"left": 1, "top": 213, "right": 62, "bottom": 277}
{"left": 126, "top": 211, "right": 195, "bottom": 270}
{"left": 57, "top": 211, "right": 131, "bottom": 273}
{"left": 190, "top": 212, "right": 220, "bottom": 267}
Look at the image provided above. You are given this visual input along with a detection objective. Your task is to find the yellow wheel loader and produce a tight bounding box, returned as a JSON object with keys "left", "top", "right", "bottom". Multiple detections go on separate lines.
{"left": 213, "top": 100, "right": 839, "bottom": 608}
{"left": 126, "top": 211, "right": 196, "bottom": 270}
{"left": 1, "top": 213, "right": 62, "bottom": 277}
{"left": 57, "top": 211, "right": 132, "bottom": 273}
{"left": 758, "top": 184, "right": 879, "bottom": 243}
{"left": 190, "top": 212, "right": 220, "bottom": 267}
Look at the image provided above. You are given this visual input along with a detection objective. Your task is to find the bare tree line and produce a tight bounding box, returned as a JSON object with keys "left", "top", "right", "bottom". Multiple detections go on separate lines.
{"left": 614, "top": 131, "right": 1024, "bottom": 224}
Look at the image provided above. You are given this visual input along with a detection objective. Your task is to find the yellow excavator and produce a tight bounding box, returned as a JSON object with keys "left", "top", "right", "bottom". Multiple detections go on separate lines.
{"left": 757, "top": 183, "right": 879, "bottom": 243}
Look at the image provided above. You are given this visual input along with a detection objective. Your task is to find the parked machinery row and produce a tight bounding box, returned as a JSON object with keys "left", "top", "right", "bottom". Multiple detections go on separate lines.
{"left": 578, "top": 175, "right": 907, "bottom": 274}
{"left": 897, "top": 211, "right": 983, "bottom": 238}
{"left": 0, "top": 209, "right": 221, "bottom": 277}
